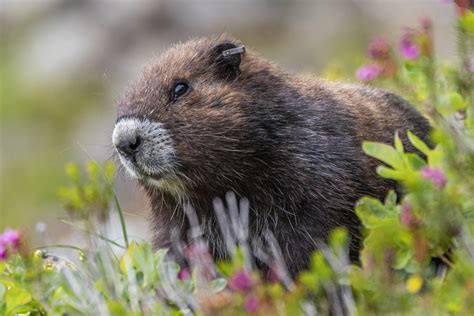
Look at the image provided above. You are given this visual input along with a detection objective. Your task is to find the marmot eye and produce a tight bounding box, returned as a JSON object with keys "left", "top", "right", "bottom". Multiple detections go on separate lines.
{"left": 172, "top": 81, "right": 191, "bottom": 102}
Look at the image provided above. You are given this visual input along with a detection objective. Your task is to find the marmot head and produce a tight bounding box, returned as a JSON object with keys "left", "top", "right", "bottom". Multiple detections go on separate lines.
{"left": 112, "top": 36, "right": 285, "bottom": 197}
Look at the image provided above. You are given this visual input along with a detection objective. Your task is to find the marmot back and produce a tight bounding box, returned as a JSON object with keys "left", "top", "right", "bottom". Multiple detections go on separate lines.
{"left": 112, "top": 36, "right": 431, "bottom": 276}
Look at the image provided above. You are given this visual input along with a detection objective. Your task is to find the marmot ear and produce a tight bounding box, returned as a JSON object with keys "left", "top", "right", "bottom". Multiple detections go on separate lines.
{"left": 212, "top": 42, "right": 245, "bottom": 81}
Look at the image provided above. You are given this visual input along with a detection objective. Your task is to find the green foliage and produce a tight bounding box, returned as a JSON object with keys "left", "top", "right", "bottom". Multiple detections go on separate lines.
{"left": 58, "top": 161, "right": 116, "bottom": 222}
{"left": 2, "top": 7, "right": 474, "bottom": 315}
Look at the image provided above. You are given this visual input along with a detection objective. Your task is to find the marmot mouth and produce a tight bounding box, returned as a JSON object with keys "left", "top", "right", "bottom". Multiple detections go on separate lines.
{"left": 139, "top": 169, "right": 186, "bottom": 194}
{"left": 136, "top": 167, "right": 170, "bottom": 182}
{"left": 118, "top": 153, "right": 173, "bottom": 183}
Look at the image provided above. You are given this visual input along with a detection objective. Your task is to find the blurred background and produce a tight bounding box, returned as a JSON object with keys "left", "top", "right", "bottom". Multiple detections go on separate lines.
{"left": 0, "top": 0, "right": 457, "bottom": 246}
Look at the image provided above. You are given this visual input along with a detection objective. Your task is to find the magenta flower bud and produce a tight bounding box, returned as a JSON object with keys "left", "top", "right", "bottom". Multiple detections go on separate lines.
{"left": 244, "top": 296, "right": 259, "bottom": 313}
{"left": 0, "top": 245, "right": 7, "bottom": 261}
{"left": 421, "top": 167, "right": 447, "bottom": 189}
{"left": 178, "top": 268, "right": 191, "bottom": 281}
{"left": 356, "top": 65, "right": 382, "bottom": 82}
{"left": 266, "top": 265, "right": 282, "bottom": 283}
{"left": 400, "top": 42, "right": 420, "bottom": 60}
{"left": 1, "top": 229, "right": 20, "bottom": 250}
{"left": 420, "top": 17, "right": 432, "bottom": 32}
{"left": 229, "top": 271, "right": 253, "bottom": 292}
{"left": 400, "top": 28, "right": 420, "bottom": 60}
{"left": 400, "top": 204, "right": 413, "bottom": 226}
{"left": 400, "top": 204, "right": 421, "bottom": 228}
{"left": 368, "top": 37, "right": 391, "bottom": 59}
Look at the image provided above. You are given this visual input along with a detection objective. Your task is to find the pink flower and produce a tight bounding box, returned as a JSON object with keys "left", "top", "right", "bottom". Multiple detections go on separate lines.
{"left": 400, "top": 28, "right": 420, "bottom": 60}
{"left": 0, "top": 229, "right": 22, "bottom": 261}
{"left": 178, "top": 268, "right": 191, "bottom": 281}
{"left": 0, "top": 245, "right": 7, "bottom": 261}
{"left": 368, "top": 37, "right": 391, "bottom": 59}
{"left": 244, "top": 296, "right": 259, "bottom": 313}
{"left": 421, "top": 167, "right": 447, "bottom": 189}
{"left": 420, "top": 17, "right": 433, "bottom": 32}
{"left": 356, "top": 65, "right": 382, "bottom": 82}
{"left": 229, "top": 271, "right": 253, "bottom": 292}
{"left": 400, "top": 204, "right": 421, "bottom": 228}
{"left": 266, "top": 265, "right": 282, "bottom": 283}
{"left": 1, "top": 229, "right": 20, "bottom": 250}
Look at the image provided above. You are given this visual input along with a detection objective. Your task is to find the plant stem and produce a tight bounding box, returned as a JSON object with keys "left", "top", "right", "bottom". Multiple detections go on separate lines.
{"left": 114, "top": 193, "right": 129, "bottom": 248}
{"left": 33, "top": 245, "right": 83, "bottom": 252}
{"left": 60, "top": 218, "right": 127, "bottom": 249}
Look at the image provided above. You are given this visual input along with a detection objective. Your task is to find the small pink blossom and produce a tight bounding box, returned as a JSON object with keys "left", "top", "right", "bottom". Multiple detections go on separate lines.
{"left": 0, "top": 245, "right": 7, "bottom": 261}
{"left": 1, "top": 229, "right": 20, "bottom": 250}
{"left": 244, "top": 296, "right": 259, "bottom": 313}
{"left": 0, "top": 229, "right": 21, "bottom": 261}
{"left": 356, "top": 65, "right": 382, "bottom": 82}
{"left": 229, "top": 271, "right": 253, "bottom": 292}
{"left": 421, "top": 167, "right": 447, "bottom": 189}
{"left": 266, "top": 265, "right": 282, "bottom": 283}
{"left": 420, "top": 17, "right": 433, "bottom": 32}
{"left": 178, "top": 268, "right": 191, "bottom": 281}
{"left": 400, "top": 28, "right": 420, "bottom": 60}
{"left": 368, "top": 37, "right": 391, "bottom": 59}
{"left": 400, "top": 204, "right": 421, "bottom": 228}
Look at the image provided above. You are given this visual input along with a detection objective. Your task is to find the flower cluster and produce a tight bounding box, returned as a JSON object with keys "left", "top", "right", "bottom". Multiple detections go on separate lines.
{"left": 356, "top": 37, "right": 393, "bottom": 82}
{"left": 0, "top": 229, "right": 21, "bottom": 261}
{"left": 356, "top": 17, "right": 433, "bottom": 81}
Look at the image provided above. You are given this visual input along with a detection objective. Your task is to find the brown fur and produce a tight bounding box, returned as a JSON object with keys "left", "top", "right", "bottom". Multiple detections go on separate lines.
{"left": 115, "top": 36, "right": 431, "bottom": 276}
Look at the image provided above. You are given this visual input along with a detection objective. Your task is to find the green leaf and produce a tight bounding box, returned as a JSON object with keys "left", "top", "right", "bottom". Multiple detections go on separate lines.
{"left": 407, "top": 131, "right": 431, "bottom": 156}
{"left": 384, "top": 190, "right": 398, "bottom": 206}
{"left": 65, "top": 162, "right": 82, "bottom": 185}
{"left": 460, "top": 11, "right": 474, "bottom": 35}
{"left": 363, "top": 142, "right": 404, "bottom": 170}
{"left": 393, "top": 248, "right": 413, "bottom": 270}
{"left": 0, "top": 283, "right": 5, "bottom": 301}
{"left": 329, "top": 227, "right": 349, "bottom": 250}
{"left": 120, "top": 242, "right": 139, "bottom": 275}
{"left": 132, "top": 243, "right": 158, "bottom": 287}
{"left": 0, "top": 283, "right": 6, "bottom": 315}
{"left": 6, "top": 286, "right": 32, "bottom": 314}
{"left": 210, "top": 278, "right": 227, "bottom": 293}
{"left": 298, "top": 271, "right": 320, "bottom": 292}
{"left": 376, "top": 166, "right": 405, "bottom": 180}
{"left": 394, "top": 132, "right": 404, "bottom": 153}
{"left": 310, "top": 252, "right": 333, "bottom": 281}
{"left": 107, "top": 301, "right": 130, "bottom": 316}
{"left": 449, "top": 92, "right": 467, "bottom": 111}
{"left": 356, "top": 197, "right": 398, "bottom": 228}
{"left": 405, "top": 153, "right": 426, "bottom": 170}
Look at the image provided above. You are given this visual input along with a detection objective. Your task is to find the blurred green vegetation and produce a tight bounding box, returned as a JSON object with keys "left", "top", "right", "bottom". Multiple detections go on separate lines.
{"left": 0, "top": 36, "right": 106, "bottom": 230}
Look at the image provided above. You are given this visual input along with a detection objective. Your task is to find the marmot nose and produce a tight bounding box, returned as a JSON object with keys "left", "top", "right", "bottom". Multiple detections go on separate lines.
{"left": 116, "top": 135, "right": 142, "bottom": 157}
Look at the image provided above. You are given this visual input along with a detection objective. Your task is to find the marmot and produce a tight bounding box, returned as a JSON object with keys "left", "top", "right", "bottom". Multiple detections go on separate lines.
{"left": 112, "top": 36, "right": 430, "bottom": 277}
